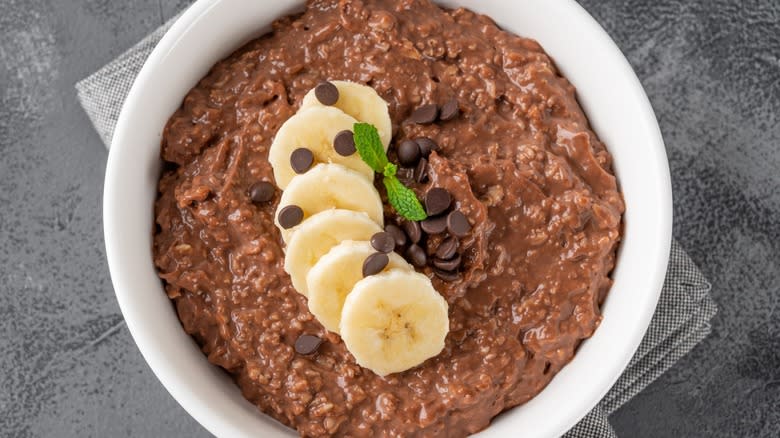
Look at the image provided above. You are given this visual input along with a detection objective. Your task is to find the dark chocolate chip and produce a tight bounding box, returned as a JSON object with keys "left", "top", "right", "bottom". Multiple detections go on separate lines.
{"left": 370, "top": 232, "right": 395, "bottom": 253}
{"left": 435, "top": 236, "right": 458, "bottom": 259}
{"left": 397, "top": 139, "right": 421, "bottom": 166}
{"left": 415, "top": 137, "right": 438, "bottom": 157}
{"left": 295, "top": 334, "right": 322, "bottom": 355}
{"left": 385, "top": 224, "right": 407, "bottom": 248}
{"left": 433, "top": 267, "right": 459, "bottom": 281}
{"left": 249, "top": 181, "right": 275, "bottom": 204}
{"left": 414, "top": 157, "right": 429, "bottom": 183}
{"left": 447, "top": 211, "right": 472, "bottom": 237}
{"left": 425, "top": 188, "right": 452, "bottom": 216}
{"left": 314, "top": 81, "right": 339, "bottom": 105}
{"left": 433, "top": 253, "right": 461, "bottom": 271}
{"left": 439, "top": 98, "right": 460, "bottom": 121}
{"left": 277, "top": 205, "right": 304, "bottom": 229}
{"left": 402, "top": 220, "right": 422, "bottom": 244}
{"left": 397, "top": 167, "right": 415, "bottom": 185}
{"left": 290, "top": 148, "right": 314, "bottom": 174}
{"left": 408, "top": 103, "right": 439, "bottom": 124}
{"left": 406, "top": 244, "right": 427, "bottom": 268}
{"left": 333, "top": 130, "right": 356, "bottom": 156}
{"left": 363, "top": 252, "right": 389, "bottom": 277}
{"left": 420, "top": 214, "right": 447, "bottom": 234}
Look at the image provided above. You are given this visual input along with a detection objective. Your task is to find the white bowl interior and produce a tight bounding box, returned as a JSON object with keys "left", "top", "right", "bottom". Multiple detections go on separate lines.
{"left": 104, "top": 0, "right": 672, "bottom": 437}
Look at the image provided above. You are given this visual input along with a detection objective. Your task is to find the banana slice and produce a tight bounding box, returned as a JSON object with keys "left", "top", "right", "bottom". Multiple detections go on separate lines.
{"left": 306, "top": 241, "right": 412, "bottom": 334}
{"left": 339, "top": 270, "right": 449, "bottom": 376}
{"left": 301, "top": 80, "right": 392, "bottom": 148}
{"left": 275, "top": 163, "right": 383, "bottom": 244}
{"left": 269, "top": 107, "right": 373, "bottom": 189}
{"left": 284, "top": 209, "right": 382, "bottom": 296}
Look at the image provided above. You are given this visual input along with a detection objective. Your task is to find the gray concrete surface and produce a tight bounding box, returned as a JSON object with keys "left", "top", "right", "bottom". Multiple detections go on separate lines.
{"left": 0, "top": 0, "right": 777, "bottom": 436}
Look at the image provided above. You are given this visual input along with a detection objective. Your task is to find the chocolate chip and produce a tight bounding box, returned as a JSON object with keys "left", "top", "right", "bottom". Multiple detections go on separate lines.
{"left": 420, "top": 214, "right": 447, "bottom": 234}
{"left": 370, "top": 232, "right": 395, "bottom": 253}
{"left": 290, "top": 148, "right": 314, "bottom": 174}
{"left": 447, "top": 210, "right": 472, "bottom": 237}
{"left": 277, "top": 205, "right": 304, "bottom": 229}
{"left": 433, "top": 267, "right": 459, "bottom": 281}
{"left": 415, "top": 157, "right": 428, "bottom": 183}
{"left": 363, "top": 252, "right": 389, "bottom": 277}
{"left": 397, "top": 139, "right": 421, "bottom": 166}
{"left": 397, "top": 167, "right": 415, "bottom": 185}
{"left": 314, "top": 81, "right": 339, "bottom": 105}
{"left": 425, "top": 188, "right": 451, "bottom": 216}
{"left": 433, "top": 253, "right": 461, "bottom": 271}
{"left": 408, "top": 103, "right": 438, "bottom": 124}
{"left": 435, "top": 236, "right": 458, "bottom": 259}
{"left": 295, "top": 334, "right": 322, "bottom": 355}
{"left": 249, "top": 181, "right": 275, "bottom": 203}
{"left": 385, "top": 224, "right": 407, "bottom": 248}
{"left": 333, "top": 130, "right": 356, "bottom": 156}
{"left": 439, "top": 98, "right": 460, "bottom": 121}
{"left": 402, "top": 220, "right": 422, "bottom": 244}
{"left": 405, "top": 244, "right": 427, "bottom": 268}
{"left": 415, "top": 137, "right": 438, "bottom": 157}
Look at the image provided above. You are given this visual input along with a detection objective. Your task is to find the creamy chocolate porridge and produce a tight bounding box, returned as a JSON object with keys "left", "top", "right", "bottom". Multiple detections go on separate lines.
{"left": 153, "top": 0, "right": 625, "bottom": 436}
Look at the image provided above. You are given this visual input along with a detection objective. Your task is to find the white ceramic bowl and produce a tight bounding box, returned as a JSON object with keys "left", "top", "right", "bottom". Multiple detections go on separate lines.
{"left": 104, "top": 1, "right": 672, "bottom": 436}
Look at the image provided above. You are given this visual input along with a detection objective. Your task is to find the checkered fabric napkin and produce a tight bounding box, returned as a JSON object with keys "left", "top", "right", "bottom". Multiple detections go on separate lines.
{"left": 76, "top": 13, "right": 717, "bottom": 438}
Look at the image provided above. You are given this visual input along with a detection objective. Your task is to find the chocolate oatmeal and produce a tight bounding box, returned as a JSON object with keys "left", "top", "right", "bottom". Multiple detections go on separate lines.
{"left": 153, "top": 0, "right": 625, "bottom": 436}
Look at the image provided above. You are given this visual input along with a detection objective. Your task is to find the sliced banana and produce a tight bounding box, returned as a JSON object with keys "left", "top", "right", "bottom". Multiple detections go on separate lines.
{"left": 269, "top": 107, "right": 373, "bottom": 189}
{"left": 300, "top": 80, "right": 392, "bottom": 148}
{"left": 284, "top": 209, "right": 382, "bottom": 297}
{"left": 306, "top": 241, "right": 412, "bottom": 334}
{"left": 339, "top": 270, "right": 449, "bottom": 376}
{"left": 275, "top": 163, "right": 383, "bottom": 244}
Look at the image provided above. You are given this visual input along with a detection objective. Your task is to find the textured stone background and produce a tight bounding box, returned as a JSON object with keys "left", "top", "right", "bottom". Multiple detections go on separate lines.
{"left": 0, "top": 0, "right": 777, "bottom": 436}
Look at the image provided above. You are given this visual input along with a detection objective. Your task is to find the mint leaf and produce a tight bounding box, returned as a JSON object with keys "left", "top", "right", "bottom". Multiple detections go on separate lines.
{"left": 353, "top": 122, "right": 387, "bottom": 173}
{"left": 353, "top": 122, "right": 425, "bottom": 221}
{"left": 383, "top": 162, "right": 397, "bottom": 178}
{"left": 384, "top": 176, "right": 428, "bottom": 221}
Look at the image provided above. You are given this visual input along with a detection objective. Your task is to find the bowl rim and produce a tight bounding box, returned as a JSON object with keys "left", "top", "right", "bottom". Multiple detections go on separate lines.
{"left": 104, "top": 1, "right": 672, "bottom": 437}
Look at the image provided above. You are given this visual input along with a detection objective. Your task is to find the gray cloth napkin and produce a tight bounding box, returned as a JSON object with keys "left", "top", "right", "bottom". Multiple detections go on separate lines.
{"left": 76, "top": 14, "right": 717, "bottom": 438}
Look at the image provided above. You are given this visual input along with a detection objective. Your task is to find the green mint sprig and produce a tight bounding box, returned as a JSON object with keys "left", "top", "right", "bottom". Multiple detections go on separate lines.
{"left": 353, "top": 123, "right": 427, "bottom": 221}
